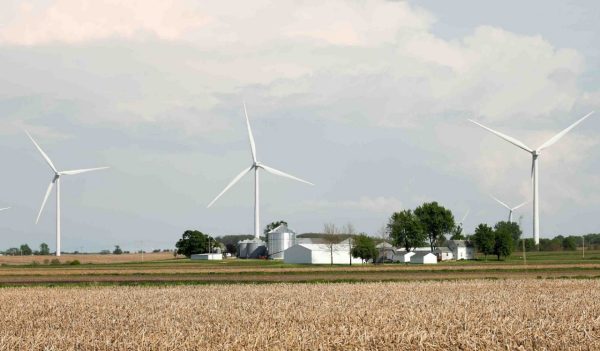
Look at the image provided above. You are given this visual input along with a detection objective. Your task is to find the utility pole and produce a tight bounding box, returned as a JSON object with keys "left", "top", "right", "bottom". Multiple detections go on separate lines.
{"left": 582, "top": 236, "right": 585, "bottom": 259}
{"left": 522, "top": 238, "right": 526, "bottom": 266}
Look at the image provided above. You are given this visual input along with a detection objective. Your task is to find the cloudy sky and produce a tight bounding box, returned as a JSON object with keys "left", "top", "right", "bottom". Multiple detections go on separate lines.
{"left": 0, "top": 0, "right": 599, "bottom": 252}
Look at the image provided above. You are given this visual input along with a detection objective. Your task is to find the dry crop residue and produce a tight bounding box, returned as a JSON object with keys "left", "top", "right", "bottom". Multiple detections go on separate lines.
{"left": 0, "top": 280, "right": 598, "bottom": 350}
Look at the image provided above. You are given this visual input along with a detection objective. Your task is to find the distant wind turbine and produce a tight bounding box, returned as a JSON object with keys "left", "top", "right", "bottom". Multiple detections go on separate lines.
{"left": 459, "top": 209, "right": 470, "bottom": 228}
{"left": 208, "top": 103, "right": 313, "bottom": 240}
{"left": 470, "top": 111, "right": 594, "bottom": 244}
{"left": 490, "top": 195, "right": 528, "bottom": 223}
{"left": 25, "top": 130, "right": 109, "bottom": 256}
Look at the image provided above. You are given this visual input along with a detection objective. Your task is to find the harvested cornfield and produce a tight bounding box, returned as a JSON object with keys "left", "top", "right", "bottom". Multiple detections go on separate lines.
{"left": 0, "top": 280, "right": 598, "bottom": 350}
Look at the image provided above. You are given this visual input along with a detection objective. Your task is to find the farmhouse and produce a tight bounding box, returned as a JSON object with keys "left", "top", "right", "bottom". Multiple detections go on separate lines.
{"left": 283, "top": 239, "right": 363, "bottom": 265}
{"left": 447, "top": 240, "right": 475, "bottom": 260}
{"left": 434, "top": 246, "right": 453, "bottom": 261}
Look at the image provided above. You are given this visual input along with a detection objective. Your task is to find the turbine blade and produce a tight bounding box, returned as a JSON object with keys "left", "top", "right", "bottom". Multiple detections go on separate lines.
{"left": 530, "top": 157, "right": 535, "bottom": 183}
{"left": 207, "top": 165, "right": 254, "bottom": 208}
{"left": 244, "top": 103, "right": 257, "bottom": 163}
{"left": 512, "top": 200, "right": 529, "bottom": 211}
{"left": 259, "top": 164, "right": 314, "bottom": 186}
{"left": 36, "top": 180, "right": 55, "bottom": 224}
{"left": 60, "top": 167, "right": 110, "bottom": 175}
{"left": 537, "top": 111, "right": 594, "bottom": 152}
{"left": 469, "top": 120, "right": 533, "bottom": 153}
{"left": 24, "top": 130, "right": 58, "bottom": 173}
{"left": 461, "top": 209, "right": 470, "bottom": 224}
{"left": 0, "top": 207, "right": 10, "bottom": 212}
{"left": 490, "top": 195, "right": 511, "bottom": 210}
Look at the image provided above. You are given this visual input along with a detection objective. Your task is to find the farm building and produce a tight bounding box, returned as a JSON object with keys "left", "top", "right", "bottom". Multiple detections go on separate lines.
{"left": 375, "top": 242, "right": 402, "bottom": 263}
{"left": 447, "top": 240, "right": 475, "bottom": 260}
{"left": 399, "top": 251, "right": 415, "bottom": 263}
{"left": 283, "top": 239, "right": 363, "bottom": 265}
{"left": 191, "top": 253, "right": 223, "bottom": 260}
{"left": 267, "top": 223, "right": 296, "bottom": 259}
{"left": 410, "top": 252, "right": 437, "bottom": 264}
{"left": 434, "top": 247, "right": 453, "bottom": 261}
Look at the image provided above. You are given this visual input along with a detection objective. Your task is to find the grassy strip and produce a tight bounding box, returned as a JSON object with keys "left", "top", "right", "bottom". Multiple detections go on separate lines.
{"left": 1, "top": 274, "right": 600, "bottom": 288}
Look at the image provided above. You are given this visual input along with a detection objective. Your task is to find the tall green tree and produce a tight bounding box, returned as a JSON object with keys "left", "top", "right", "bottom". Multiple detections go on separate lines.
{"left": 494, "top": 228, "right": 513, "bottom": 260}
{"left": 562, "top": 236, "right": 578, "bottom": 251}
{"left": 473, "top": 224, "right": 495, "bottom": 260}
{"left": 19, "top": 244, "right": 32, "bottom": 256}
{"left": 175, "top": 230, "right": 215, "bottom": 258}
{"left": 494, "top": 221, "right": 522, "bottom": 249}
{"left": 387, "top": 210, "right": 426, "bottom": 252}
{"left": 450, "top": 225, "right": 466, "bottom": 240}
{"left": 113, "top": 245, "right": 123, "bottom": 255}
{"left": 351, "top": 234, "right": 378, "bottom": 263}
{"left": 414, "top": 202, "right": 455, "bottom": 251}
{"left": 39, "top": 243, "right": 50, "bottom": 255}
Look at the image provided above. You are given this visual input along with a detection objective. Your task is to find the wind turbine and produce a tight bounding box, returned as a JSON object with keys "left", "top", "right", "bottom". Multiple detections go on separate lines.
{"left": 25, "top": 130, "right": 109, "bottom": 256}
{"left": 0, "top": 207, "right": 10, "bottom": 212}
{"left": 208, "top": 103, "right": 313, "bottom": 240}
{"left": 470, "top": 111, "right": 594, "bottom": 244}
{"left": 490, "top": 196, "right": 528, "bottom": 223}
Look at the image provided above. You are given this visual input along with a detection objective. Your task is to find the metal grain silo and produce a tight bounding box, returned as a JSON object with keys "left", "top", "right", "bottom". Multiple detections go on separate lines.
{"left": 267, "top": 224, "right": 296, "bottom": 259}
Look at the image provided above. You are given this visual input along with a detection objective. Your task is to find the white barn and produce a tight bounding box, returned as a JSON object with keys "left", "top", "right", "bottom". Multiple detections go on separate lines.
{"left": 447, "top": 240, "right": 475, "bottom": 260}
{"left": 410, "top": 252, "right": 437, "bottom": 264}
{"left": 283, "top": 239, "right": 363, "bottom": 265}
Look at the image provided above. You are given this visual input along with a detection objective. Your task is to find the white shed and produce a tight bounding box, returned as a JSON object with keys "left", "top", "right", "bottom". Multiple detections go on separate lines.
{"left": 191, "top": 253, "right": 223, "bottom": 260}
{"left": 399, "top": 251, "right": 415, "bottom": 263}
{"left": 410, "top": 252, "right": 437, "bottom": 264}
{"left": 283, "top": 239, "right": 363, "bottom": 265}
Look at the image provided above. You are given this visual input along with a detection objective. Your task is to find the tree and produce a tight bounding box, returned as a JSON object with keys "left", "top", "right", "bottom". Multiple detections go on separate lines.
{"left": 264, "top": 220, "right": 288, "bottom": 235}
{"left": 494, "top": 228, "right": 513, "bottom": 260}
{"left": 113, "top": 245, "right": 123, "bottom": 255}
{"left": 323, "top": 223, "right": 341, "bottom": 265}
{"left": 472, "top": 224, "right": 495, "bottom": 260}
{"left": 175, "top": 230, "right": 215, "bottom": 258}
{"left": 387, "top": 210, "right": 426, "bottom": 252}
{"left": 562, "top": 236, "right": 578, "bottom": 251}
{"left": 20, "top": 244, "right": 32, "bottom": 256}
{"left": 450, "top": 225, "right": 466, "bottom": 240}
{"left": 494, "top": 221, "right": 522, "bottom": 249}
{"left": 39, "top": 243, "right": 50, "bottom": 256}
{"left": 414, "top": 202, "right": 455, "bottom": 252}
{"left": 351, "top": 234, "right": 378, "bottom": 263}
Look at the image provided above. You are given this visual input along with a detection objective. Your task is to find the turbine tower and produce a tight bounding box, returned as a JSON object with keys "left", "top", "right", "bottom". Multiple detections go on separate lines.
{"left": 208, "top": 103, "right": 313, "bottom": 240}
{"left": 25, "top": 131, "right": 109, "bottom": 256}
{"left": 470, "top": 111, "right": 594, "bottom": 244}
{"left": 490, "top": 196, "right": 528, "bottom": 223}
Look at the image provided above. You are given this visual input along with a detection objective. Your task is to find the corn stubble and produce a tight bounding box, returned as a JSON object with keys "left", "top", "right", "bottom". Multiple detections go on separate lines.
{"left": 0, "top": 280, "right": 598, "bottom": 350}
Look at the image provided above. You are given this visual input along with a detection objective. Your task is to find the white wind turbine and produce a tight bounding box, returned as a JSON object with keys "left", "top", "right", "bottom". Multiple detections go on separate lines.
{"left": 490, "top": 195, "right": 528, "bottom": 223}
{"left": 25, "top": 131, "right": 109, "bottom": 256}
{"left": 470, "top": 111, "right": 594, "bottom": 244}
{"left": 208, "top": 103, "right": 314, "bottom": 240}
